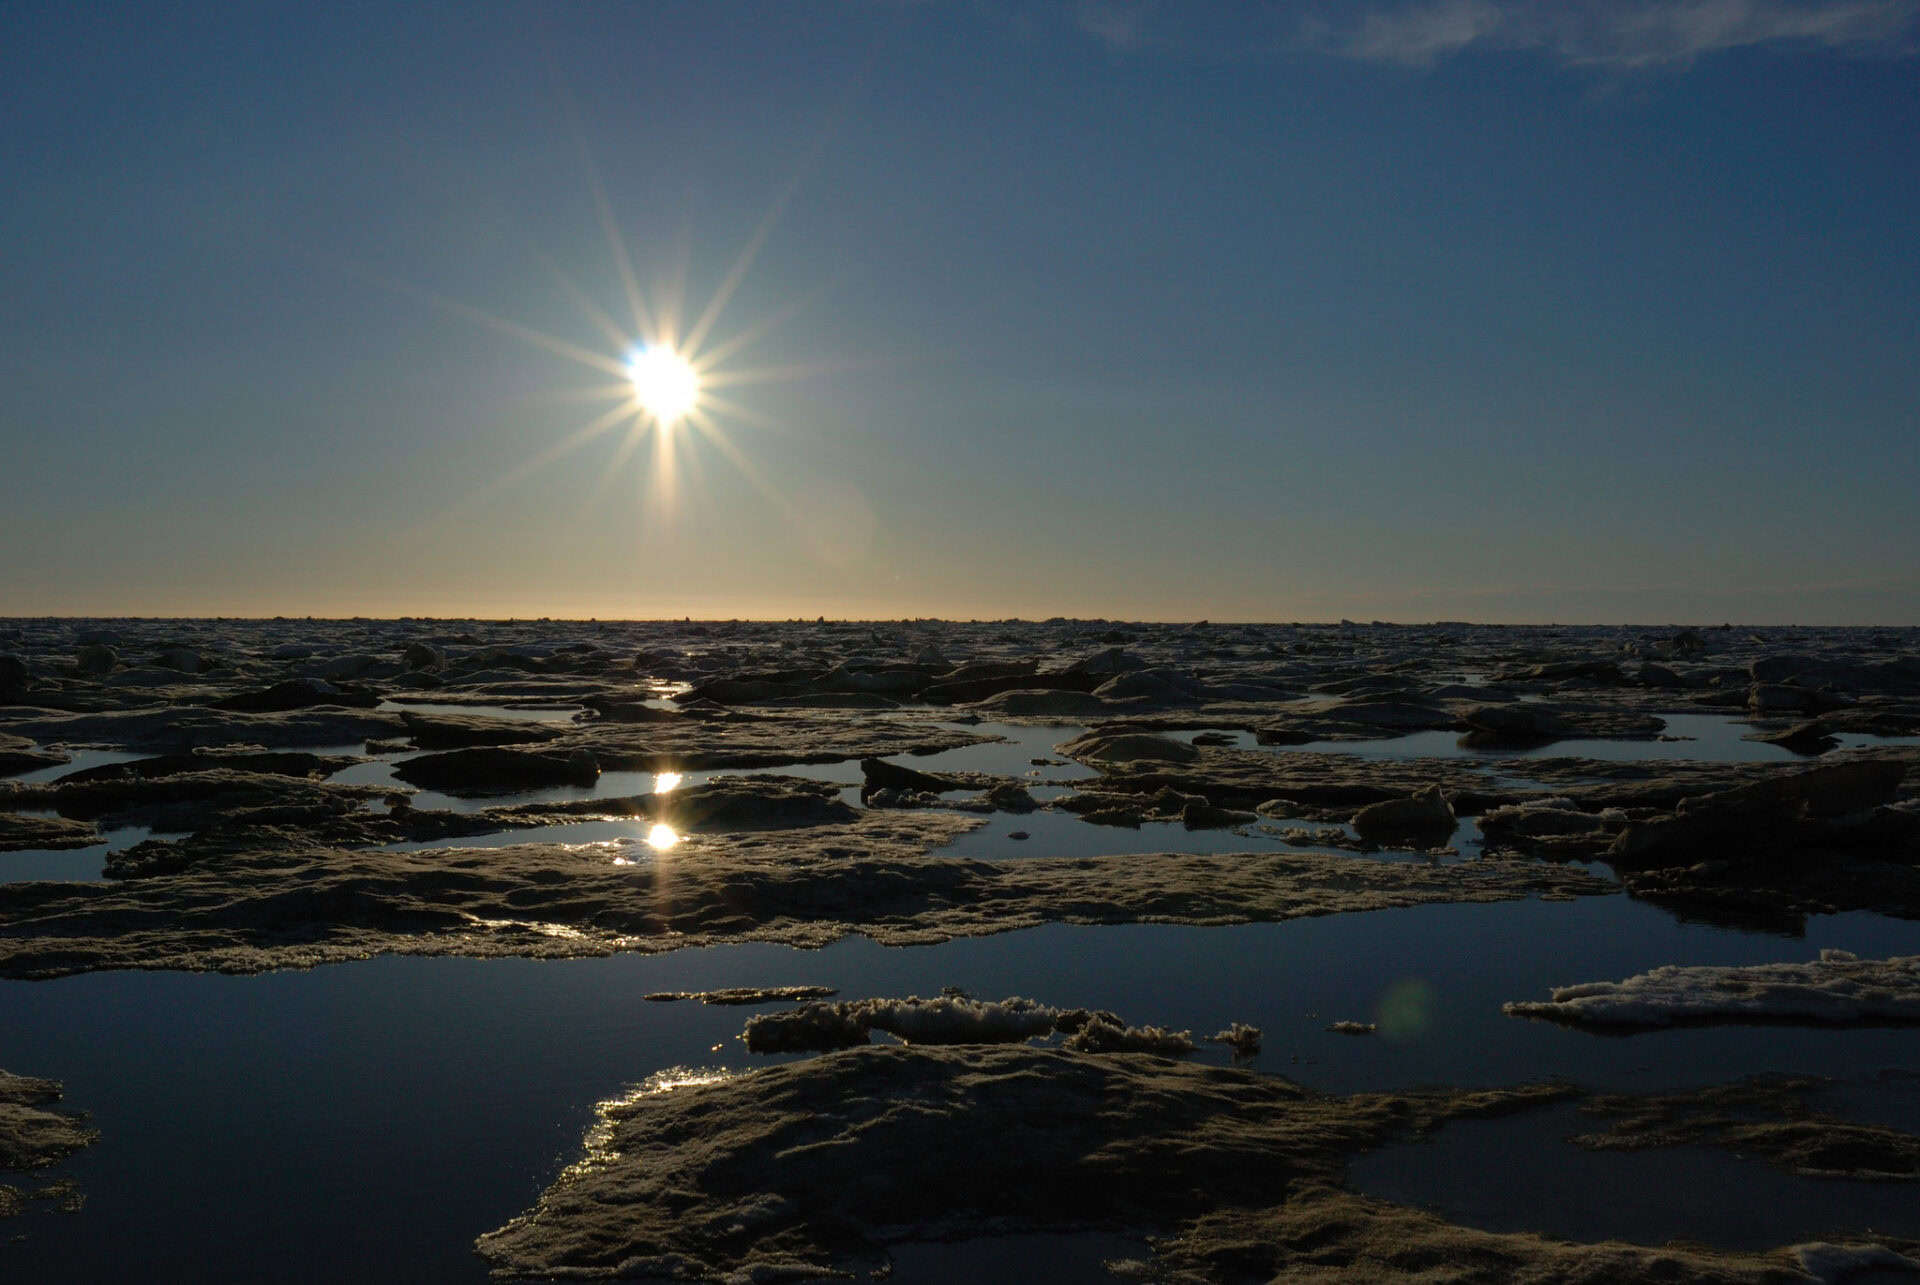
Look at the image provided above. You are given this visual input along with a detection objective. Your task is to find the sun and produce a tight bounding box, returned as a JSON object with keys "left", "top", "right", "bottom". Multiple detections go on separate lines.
{"left": 627, "top": 345, "right": 700, "bottom": 425}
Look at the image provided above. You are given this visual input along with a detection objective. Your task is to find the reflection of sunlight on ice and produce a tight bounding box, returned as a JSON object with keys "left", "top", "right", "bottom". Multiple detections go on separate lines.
{"left": 653, "top": 771, "right": 683, "bottom": 793}
{"left": 566, "top": 1067, "right": 735, "bottom": 1178}
{"left": 646, "top": 822, "right": 680, "bottom": 849}
{"left": 641, "top": 1067, "right": 731, "bottom": 1095}
{"left": 463, "top": 915, "right": 593, "bottom": 942}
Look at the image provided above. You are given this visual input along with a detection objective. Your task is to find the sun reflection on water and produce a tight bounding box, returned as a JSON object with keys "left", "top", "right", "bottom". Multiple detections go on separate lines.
{"left": 646, "top": 823, "right": 680, "bottom": 850}
{"left": 652, "top": 771, "right": 683, "bottom": 793}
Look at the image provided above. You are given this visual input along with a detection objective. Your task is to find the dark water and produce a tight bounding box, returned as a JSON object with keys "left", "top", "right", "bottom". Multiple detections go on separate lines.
{"left": 1350, "top": 1101, "right": 1920, "bottom": 1251}
{"left": 0, "top": 825, "right": 152, "bottom": 884}
{"left": 7, "top": 749, "right": 146, "bottom": 786}
{"left": 1264, "top": 712, "right": 1920, "bottom": 764}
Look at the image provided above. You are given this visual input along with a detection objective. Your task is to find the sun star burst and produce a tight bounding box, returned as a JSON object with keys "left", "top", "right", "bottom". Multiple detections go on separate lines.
{"left": 388, "top": 141, "right": 853, "bottom": 544}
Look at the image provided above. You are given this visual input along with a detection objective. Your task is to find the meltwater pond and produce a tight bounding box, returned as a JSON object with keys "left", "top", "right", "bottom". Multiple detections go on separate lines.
{"left": 1351, "top": 1098, "right": 1920, "bottom": 1254}
{"left": 1263, "top": 713, "right": 1920, "bottom": 764}
{"left": 1, "top": 825, "right": 153, "bottom": 883}
{"left": 6, "top": 749, "right": 147, "bottom": 787}
{"left": 5, "top": 894, "right": 1920, "bottom": 1282}
{"left": 324, "top": 719, "right": 1093, "bottom": 815}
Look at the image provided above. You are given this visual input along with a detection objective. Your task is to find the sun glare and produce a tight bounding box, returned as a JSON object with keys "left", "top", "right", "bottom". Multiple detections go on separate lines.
{"left": 397, "top": 155, "right": 838, "bottom": 533}
{"left": 628, "top": 346, "right": 700, "bottom": 425}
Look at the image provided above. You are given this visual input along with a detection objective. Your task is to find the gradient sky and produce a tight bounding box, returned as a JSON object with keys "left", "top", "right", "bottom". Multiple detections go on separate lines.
{"left": 5, "top": 1, "right": 1917, "bottom": 622}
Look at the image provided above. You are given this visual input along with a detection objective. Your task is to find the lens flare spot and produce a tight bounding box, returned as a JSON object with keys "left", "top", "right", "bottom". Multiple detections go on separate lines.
{"left": 646, "top": 822, "right": 680, "bottom": 850}
{"left": 653, "top": 771, "right": 683, "bottom": 793}
{"left": 1375, "top": 978, "right": 1436, "bottom": 1042}
{"left": 627, "top": 346, "right": 700, "bottom": 424}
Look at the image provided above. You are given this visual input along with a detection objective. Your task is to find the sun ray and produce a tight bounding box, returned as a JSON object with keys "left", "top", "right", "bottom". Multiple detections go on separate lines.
{"left": 370, "top": 274, "right": 631, "bottom": 378}
{"left": 653, "top": 203, "right": 698, "bottom": 351}
{"left": 455, "top": 399, "right": 640, "bottom": 506}
{"left": 689, "top": 285, "right": 829, "bottom": 372}
{"left": 683, "top": 410, "right": 796, "bottom": 522}
{"left": 647, "top": 410, "right": 681, "bottom": 515}
{"left": 540, "top": 33, "right": 658, "bottom": 345}
{"left": 698, "top": 360, "right": 857, "bottom": 390}
{"left": 691, "top": 390, "right": 782, "bottom": 433}
{"left": 586, "top": 165, "right": 655, "bottom": 343}
{"left": 393, "top": 397, "right": 642, "bottom": 544}
{"left": 680, "top": 181, "right": 799, "bottom": 359}
{"left": 572, "top": 416, "right": 652, "bottom": 527}
{"left": 536, "top": 381, "right": 643, "bottom": 406}
{"left": 535, "top": 249, "right": 634, "bottom": 352}
{"left": 685, "top": 424, "right": 711, "bottom": 491}
{"left": 681, "top": 67, "right": 860, "bottom": 357}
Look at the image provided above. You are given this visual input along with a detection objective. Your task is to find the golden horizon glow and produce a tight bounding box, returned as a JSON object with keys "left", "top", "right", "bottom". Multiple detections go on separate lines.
{"left": 627, "top": 346, "right": 701, "bottom": 426}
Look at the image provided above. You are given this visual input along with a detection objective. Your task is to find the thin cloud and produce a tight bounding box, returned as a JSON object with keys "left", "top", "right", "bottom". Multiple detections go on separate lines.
{"left": 1076, "top": 0, "right": 1157, "bottom": 50}
{"left": 1335, "top": 0, "right": 1920, "bottom": 67}
{"left": 1349, "top": 0, "right": 1506, "bottom": 65}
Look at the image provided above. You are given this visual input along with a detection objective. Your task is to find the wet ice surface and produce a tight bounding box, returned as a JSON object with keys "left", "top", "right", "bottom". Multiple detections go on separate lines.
{"left": 376, "top": 700, "right": 585, "bottom": 724}
{"left": 910, "top": 720, "right": 1098, "bottom": 780}
{"left": 325, "top": 719, "right": 1087, "bottom": 815}
{"left": 39, "top": 709, "right": 1848, "bottom": 865}
{"left": 380, "top": 820, "right": 669, "bottom": 854}
{"left": 8, "top": 641, "right": 1920, "bottom": 1278}
{"left": 1270, "top": 712, "right": 1885, "bottom": 764}
{"left": 333, "top": 757, "right": 873, "bottom": 816}
{"left": 935, "top": 809, "right": 1401, "bottom": 861}
{"left": 338, "top": 712, "right": 1428, "bottom": 862}
{"left": 1180, "top": 714, "right": 1920, "bottom": 778}
{"left": 6, "top": 899, "right": 1920, "bottom": 1280}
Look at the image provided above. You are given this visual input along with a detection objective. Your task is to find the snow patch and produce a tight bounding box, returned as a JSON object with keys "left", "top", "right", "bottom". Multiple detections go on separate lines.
{"left": 1504, "top": 954, "right": 1920, "bottom": 1029}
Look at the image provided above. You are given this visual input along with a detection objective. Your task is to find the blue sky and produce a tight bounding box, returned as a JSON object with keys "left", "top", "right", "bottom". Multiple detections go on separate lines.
{"left": 4, "top": 1, "right": 1916, "bottom": 621}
